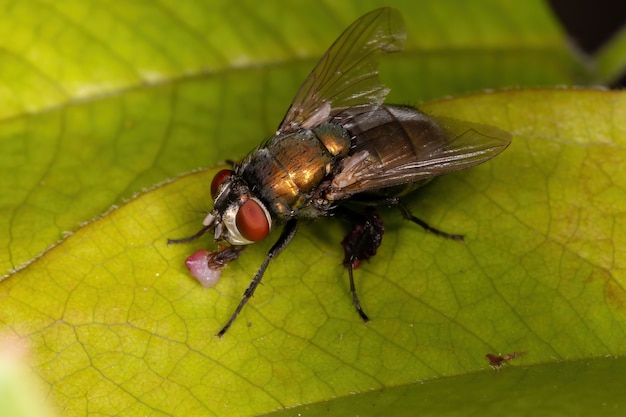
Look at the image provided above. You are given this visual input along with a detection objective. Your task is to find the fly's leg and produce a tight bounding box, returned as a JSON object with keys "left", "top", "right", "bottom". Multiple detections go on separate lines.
{"left": 340, "top": 207, "right": 385, "bottom": 322}
{"left": 397, "top": 201, "right": 464, "bottom": 241}
{"left": 342, "top": 196, "right": 464, "bottom": 241}
{"left": 210, "top": 244, "right": 247, "bottom": 265}
{"left": 167, "top": 224, "right": 213, "bottom": 244}
{"left": 217, "top": 219, "right": 298, "bottom": 337}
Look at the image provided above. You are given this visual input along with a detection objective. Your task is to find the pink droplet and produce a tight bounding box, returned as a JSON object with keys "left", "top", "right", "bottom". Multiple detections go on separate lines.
{"left": 185, "top": 249, "right": 222, "bottom": 287}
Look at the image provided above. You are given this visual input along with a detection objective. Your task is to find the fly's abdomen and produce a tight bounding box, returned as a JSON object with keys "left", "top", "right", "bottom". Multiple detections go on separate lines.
{"left": 347, "top": 105, "right": 444, "bottom": 167}
{"left": 330, "top": 105, "right": 447, "bottom": 197}
{"left": 242, "top": 125, "right": 350, "bottom": 218}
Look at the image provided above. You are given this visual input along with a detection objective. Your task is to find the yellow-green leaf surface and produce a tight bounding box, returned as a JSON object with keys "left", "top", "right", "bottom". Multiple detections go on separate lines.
{"left": 2, "top": 89, "right": 626, "bottom": 417}
{"left": 2, "top": 1, "right": 625, "bottom": 416}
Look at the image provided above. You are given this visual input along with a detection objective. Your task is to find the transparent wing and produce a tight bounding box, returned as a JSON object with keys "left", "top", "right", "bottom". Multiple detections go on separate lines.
{"left": 277, "top": 7, "right": 406, "bottom": 133}
{"left": 327, "top": 106, "right": 512, "bottom": 200}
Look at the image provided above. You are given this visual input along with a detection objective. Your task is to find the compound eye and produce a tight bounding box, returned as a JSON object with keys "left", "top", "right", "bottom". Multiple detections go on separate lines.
{"left": 211, "top": 169, "right": 233, "bottom": 198}
{"left": 236, "top": 199, "right": 270, "bottom": 242}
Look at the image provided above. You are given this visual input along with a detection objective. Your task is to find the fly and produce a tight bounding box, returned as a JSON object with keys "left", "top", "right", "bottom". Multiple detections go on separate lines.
{"left": 169, "top": 7, "right": 511, "bottom": 337}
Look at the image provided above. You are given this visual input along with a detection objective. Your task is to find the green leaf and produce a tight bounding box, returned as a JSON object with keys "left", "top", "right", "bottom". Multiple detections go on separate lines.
{"left": 595, "top": 25, "right": 626, "bottom": 85}
{"left": 267, "top": 357, "right": 626, "bottom": 417}
{"left": 2, "top": 89, "right": 626, "bottom": 416}
{"left": 2, "top": 1, "right": 625, "bottom": 416}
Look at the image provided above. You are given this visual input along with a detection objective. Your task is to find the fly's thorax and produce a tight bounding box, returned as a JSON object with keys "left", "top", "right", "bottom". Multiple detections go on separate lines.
{"left": 312, "top": 123, "right": 351, "bottom": 158}
{"left": 240, "top": 125, "right": 351, "bottom": 219}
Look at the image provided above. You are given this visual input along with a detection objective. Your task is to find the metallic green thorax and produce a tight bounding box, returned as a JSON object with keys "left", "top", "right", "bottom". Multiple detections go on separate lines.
{"left": 238, "top": 123, "right": 350, "bottom": 220}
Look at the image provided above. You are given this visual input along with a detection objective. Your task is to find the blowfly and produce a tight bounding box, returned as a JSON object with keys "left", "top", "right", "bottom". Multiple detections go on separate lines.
{"left": 170, "top": 7, "right": 511, "bottom": 336}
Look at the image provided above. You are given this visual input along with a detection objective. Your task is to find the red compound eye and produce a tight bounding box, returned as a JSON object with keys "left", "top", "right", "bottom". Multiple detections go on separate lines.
{"left": 211, "top": 169, "right": 233, "bottom": 198}
{"left": 236, "top": 199, "right": 270, "bottom": 242}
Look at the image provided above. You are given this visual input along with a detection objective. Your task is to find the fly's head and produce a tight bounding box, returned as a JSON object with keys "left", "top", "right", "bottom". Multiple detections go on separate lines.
{"left": 205, "top": 169, "right": 273, "bottom": 246}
